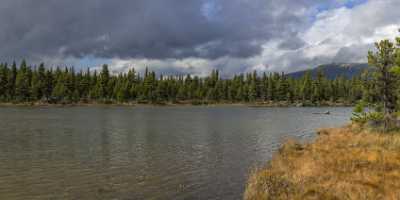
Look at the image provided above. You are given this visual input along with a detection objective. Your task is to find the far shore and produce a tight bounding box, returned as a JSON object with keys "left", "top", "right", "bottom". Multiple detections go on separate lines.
{"left": 0, "top": 100, "right": 354, "bottom": 108}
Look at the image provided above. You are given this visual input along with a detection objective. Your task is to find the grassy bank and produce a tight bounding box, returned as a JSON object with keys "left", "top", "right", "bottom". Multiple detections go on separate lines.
{"left": 244, "top": 125, "right": 400, "bottom": 200}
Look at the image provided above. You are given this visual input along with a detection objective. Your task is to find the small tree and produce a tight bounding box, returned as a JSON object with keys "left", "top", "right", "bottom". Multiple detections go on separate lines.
{"left": 351, "top": 100, "right": 368, "bottom": 124}
{"left": 368, "top": 39, "right": 397, "bottom": 131}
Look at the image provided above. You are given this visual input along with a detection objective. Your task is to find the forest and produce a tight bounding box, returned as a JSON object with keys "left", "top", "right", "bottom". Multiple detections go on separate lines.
{"left": 0, "top": 60, "right": 371, "bottom": 105}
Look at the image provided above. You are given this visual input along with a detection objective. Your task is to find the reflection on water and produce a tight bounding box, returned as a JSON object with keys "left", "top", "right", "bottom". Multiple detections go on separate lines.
{"left": 0, "top": 106, "right": 351, "bottom": 199}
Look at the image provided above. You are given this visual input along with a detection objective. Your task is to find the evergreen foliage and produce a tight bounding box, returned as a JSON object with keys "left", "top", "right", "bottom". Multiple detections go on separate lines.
{"left": 0, "top": 61, "right": 366, "bottom": 105}
{"left": 364, "top": 35, "right": 400, "bottom": 131}
{"left": 350, "top": 32, "right": 400, "bottom": 132}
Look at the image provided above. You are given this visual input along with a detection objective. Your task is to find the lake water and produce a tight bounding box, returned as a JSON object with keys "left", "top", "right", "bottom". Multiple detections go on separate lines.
{"left": 0, "top": 106, "right": 351, "bottom": 199}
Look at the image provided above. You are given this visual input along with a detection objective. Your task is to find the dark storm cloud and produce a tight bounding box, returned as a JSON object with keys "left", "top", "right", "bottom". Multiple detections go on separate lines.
{"left": 0, "top": 0, "right": 326, "bottom": 61}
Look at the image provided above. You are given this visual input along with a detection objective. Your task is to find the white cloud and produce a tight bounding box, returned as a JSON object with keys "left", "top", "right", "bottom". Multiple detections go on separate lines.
{"left": 255, "top": 0, "right": 400, "bottom": 72}
{"left": 106, "top": 0, "right": 400, "bottom": 76}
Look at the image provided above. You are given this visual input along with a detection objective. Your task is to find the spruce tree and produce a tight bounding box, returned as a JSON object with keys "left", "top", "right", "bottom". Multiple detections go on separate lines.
{"left": 100, "top": 64, "right": 110, "bottom": 99}
{"left": 7, "top": 62, "right": 17, "bottom": 100}
{"left": 368, "top": 39, "right": 397, "bottom": 131}
{"left": 0, "top": 64, "right": 8, "bottom": 100}
{"left": 15, "top": 60, "right": 31, "bottom": 101}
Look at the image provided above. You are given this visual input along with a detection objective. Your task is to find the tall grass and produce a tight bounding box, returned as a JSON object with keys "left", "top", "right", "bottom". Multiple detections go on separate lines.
{"left": 244, "top": 124, "right": 400, "bottom": 200}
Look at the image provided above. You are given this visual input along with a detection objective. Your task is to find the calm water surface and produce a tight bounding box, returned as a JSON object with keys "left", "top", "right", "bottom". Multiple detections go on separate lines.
{"left": 0, "top": 106, "right": 351, "bottom": 199}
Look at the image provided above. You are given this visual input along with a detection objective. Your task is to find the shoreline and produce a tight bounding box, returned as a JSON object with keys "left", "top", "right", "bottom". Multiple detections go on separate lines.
{"left": 244, "top": 124, "right": 400, "bottom": 199}
{"left": 0, "top": 101, "right": 354, "bottom": 108}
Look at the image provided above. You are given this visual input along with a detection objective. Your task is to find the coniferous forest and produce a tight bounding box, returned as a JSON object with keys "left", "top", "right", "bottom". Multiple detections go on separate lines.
{"left": 0, "top": 60, "right": 370, "bottom": 105}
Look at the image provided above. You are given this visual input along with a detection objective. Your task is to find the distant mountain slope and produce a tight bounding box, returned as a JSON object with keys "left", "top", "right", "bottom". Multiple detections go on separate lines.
{"left": 288, "top": 63, "right": 370, "bottom": 79}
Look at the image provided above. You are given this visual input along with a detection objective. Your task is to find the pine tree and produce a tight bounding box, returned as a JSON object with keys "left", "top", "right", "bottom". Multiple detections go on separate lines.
{"left": 7, "top": 62, "right": 17, "bottom": 100}
{"left": 0, "top": 64, "right": 8, "bottom": 100}
{"left": 100, "top": 64, "right": 110, "bottom": 99}
{"left": 300, "top": 72, "right": 312, "bottom": 101}
{"left": 15, "top": 60, "right": 31, "bottom": 101}
{"left": 44, "top": 69, "right": 54, "bottom": 101}
{"left": 368, "top": 39, "right": 398, "bottom": 131}
{"left": 277, "top": 73, "right": 289, "bottom": 101}
{"left": 248, "top": 77, "right": 257, "bottom": 102}
{"left": 52, "top": 80, "right": 67, "bottom": 101}
{"left": 312, "top": 70, "right": 325, "bottom": 102}
{"left": 30, "top": 68, "right": 41, "bottom": 100}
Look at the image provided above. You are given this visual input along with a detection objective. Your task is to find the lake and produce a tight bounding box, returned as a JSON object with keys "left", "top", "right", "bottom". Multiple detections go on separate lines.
{"left": 0, "top": 106, "right": 351, "bottom": 199}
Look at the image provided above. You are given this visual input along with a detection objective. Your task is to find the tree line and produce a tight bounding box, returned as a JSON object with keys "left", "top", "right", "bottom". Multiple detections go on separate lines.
{"left": 0, "top": 60, "right": 368, "bottom": 105}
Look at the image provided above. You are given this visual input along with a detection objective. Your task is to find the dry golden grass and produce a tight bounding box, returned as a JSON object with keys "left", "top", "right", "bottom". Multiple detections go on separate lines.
{"left": 244, "top": 124, "right": 400, "bottom": 200}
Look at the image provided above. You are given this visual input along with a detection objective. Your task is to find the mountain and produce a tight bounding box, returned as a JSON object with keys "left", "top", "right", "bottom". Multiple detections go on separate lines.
{"left": 288, "top": 63, "right": 370, "bottom": 79}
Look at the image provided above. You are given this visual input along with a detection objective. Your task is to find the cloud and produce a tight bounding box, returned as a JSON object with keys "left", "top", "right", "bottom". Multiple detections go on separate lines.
{"left": 251, "top": 0, "right": 400, "bottom": 73}
{"left": 100, "top": 0, "right": 400, "bottom": 75}
{"left": 0, "top": 0, "right": 323, "bottom": 61}
{"left": 94, "top": 57, "right": 254, "bottom": 78}
{"left": 0, "top": 0, "right": 399, "bottom": 76}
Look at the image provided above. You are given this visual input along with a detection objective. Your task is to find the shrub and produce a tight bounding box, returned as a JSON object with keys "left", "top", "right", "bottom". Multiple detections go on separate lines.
{"left": 351, "top": 101, "right": 368, "bottom": 123}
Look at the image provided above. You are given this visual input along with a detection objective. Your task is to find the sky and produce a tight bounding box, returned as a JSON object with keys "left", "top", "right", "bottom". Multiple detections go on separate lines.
{"left": 0, "top": 0, "right": 399, "bottom": 77}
